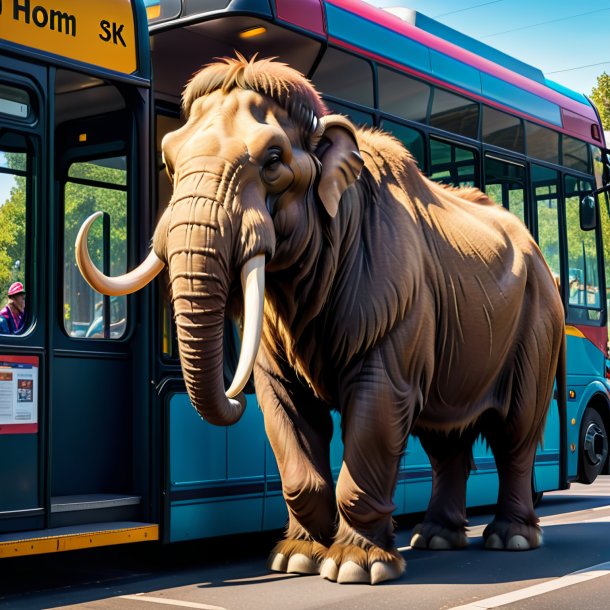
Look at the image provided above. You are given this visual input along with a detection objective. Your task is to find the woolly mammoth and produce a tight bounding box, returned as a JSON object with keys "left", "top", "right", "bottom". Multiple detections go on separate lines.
{"left": 76, "top": 56, "right": 565, "bottom": 585}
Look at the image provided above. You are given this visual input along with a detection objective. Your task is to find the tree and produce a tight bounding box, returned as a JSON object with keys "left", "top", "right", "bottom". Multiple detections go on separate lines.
{"left": 0, "top": 154, "right": 127, "bottom": 324}
{"left": 591, "top": 72, "right": 610, "bottom": 130}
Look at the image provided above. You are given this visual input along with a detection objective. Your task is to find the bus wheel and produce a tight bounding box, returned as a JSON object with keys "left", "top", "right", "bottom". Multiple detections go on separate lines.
{"left": 578, "top": 408, "right": 608, "bottom": 484}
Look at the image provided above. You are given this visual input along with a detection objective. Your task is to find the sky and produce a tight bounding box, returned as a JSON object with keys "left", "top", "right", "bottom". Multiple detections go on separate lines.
{"left": 363, "top": 0, "right": 610, "bottom": 96}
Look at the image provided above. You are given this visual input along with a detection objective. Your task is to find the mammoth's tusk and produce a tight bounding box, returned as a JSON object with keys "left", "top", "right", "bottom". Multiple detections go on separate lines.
{"left": 76, "top": 211, "right": 166, "bottom": 297}
{"left": 226, "top": 254, "right": 265, "bottom": 399}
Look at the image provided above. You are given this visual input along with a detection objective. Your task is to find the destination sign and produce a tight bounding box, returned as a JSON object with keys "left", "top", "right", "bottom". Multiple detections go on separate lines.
{"left": 0, "top": 0, "right": 138, "bottom": 75}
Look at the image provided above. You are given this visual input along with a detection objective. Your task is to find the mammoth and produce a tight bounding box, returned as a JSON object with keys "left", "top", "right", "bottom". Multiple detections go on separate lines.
{"left": 76, "top": 56, "right": 565, "bottom": 585}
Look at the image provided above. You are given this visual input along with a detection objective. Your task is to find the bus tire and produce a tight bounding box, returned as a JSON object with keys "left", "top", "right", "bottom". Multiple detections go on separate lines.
{"left": 578, "top": 407, "right": 608, "bottom": 484}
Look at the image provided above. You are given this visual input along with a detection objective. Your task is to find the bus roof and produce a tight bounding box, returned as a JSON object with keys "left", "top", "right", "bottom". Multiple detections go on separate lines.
{"left": 272, "top": 0, "right": 601, "bottom": 146}
{"left": 0, "top": 0, "right": 150, "bottom": 80}
{"left": 147, "top": 0, "right": 602, "bottom": 146}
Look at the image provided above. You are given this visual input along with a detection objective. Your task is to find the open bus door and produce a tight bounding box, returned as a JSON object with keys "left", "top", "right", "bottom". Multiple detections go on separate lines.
{"left": 0, "top": 0, "right": 159, "bottom": 557}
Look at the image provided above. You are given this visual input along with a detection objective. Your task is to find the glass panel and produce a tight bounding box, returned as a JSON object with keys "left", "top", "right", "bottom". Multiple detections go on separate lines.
{"left": 599, "top": 192, "right": 610, "bottom": 339}
{"left": 565, "top": 175, "right": 601, "bottom": 323}
{"left": 0, "top": 139, "right": 30, "bottom": 335}
{"left": 592, "top": 145, "right": 606, "bottom": 190}
{"left": 429, "top": 88, "right": 479, "bottom": 139}
{"left": 378, "top": 67, "right": 430, "bottom": 123}
{"left": 63, "top": 157, "right": 127, "bottom": 339}
{"left": 68, "top": 157, "right": 127, "bottom": 184}
{"left": 562, "top": 136, "right": 590, "bottom": 174}
{"left": 430, "top": 138, "right": 477, "bottom": 187}
{"left": 484, "top": 155, "right": 526, "bottom": 225}
{"left": 380, "top": 120, "right": 426, "bottom": 171}
{"left": 0, "top": 84, "right": 30, "bottom": 119}
{"left": 532, "top": 164, "right": 560, "bottom": 277}
{"left": 325, "top": 100, "right": 374, "bottom": 127}
{"left": 312, "top": 47, "right": 374, "bottom": 107}
{"left": 482, "top": 106, "right": 524, "bottom": 153}
{"left": 526, "top": 122, "right": 559, "bottom": 164}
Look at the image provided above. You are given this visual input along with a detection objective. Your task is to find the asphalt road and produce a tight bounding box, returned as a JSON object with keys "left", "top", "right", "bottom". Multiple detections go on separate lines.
{"left": 2, "top": 477, "right": 610, "bottom": 610}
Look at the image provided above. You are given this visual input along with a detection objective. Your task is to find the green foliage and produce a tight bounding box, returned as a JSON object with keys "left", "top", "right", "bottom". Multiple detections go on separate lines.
{"left": 591, "top": 72, "right": 610, "bottom": 131}
{"left": 0, "top": 155, "right": 27, "bottom": 299}
{"left": 0, "top": 155, "right": 126, "bottom": 306}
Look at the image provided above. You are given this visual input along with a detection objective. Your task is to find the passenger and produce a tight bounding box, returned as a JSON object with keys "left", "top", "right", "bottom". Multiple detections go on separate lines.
{"left": 0, "top": 282, "right": 26, "bottom": 334}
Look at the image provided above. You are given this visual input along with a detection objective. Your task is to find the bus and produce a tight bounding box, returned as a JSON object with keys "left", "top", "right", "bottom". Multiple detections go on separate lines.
{"left": 1, "top": 0, "right": 609, "bottom": 556}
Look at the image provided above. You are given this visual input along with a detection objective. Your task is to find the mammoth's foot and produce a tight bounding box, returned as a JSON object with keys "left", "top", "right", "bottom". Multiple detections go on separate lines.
{"left": 410, "top": 522, "right": 468, "bottom": 550}
{"left": 319, "top": 543, "right": 405, "bottom": 585}
{"left": 483, "top": 520, "right": 542, "bottom": 551}
{"left": 267, "top": 539, "right": 328, "bottom": 575}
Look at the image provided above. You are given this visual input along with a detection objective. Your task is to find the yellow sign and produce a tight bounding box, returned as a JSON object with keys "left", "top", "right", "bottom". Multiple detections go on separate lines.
{"left": 0, "top": 0, "right": 138, "bottom": 75}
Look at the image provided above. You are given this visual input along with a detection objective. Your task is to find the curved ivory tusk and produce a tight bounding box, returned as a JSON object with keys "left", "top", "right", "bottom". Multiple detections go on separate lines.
{"left": 226, "top": 254, "right": 266, "bottom": 399}
{"left": 76, "top": 211, "right": 166, "bottom": 297}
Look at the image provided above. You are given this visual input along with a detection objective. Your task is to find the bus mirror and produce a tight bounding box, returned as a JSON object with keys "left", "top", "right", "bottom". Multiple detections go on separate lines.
{"left": 580, "top": 195, "right": 597, "bottom": 231}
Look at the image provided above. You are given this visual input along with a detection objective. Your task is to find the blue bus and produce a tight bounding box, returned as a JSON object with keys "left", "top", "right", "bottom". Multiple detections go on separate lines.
{"left": 1, "top": 0, "right": 609, "bottom": 556}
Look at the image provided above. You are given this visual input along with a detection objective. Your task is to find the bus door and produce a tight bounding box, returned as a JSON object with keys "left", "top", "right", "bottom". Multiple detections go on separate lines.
{"left": 0, "top": 56, "right": 47, "bottom": 535}
{"left": 48, "top": 67, "right": 156, "bottom": 535}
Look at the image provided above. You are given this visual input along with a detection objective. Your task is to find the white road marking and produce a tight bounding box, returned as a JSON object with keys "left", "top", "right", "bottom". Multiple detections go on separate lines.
{"left": 120, "top": 594, "right": 227, "bottom": 610}
{"left": 447, "top": 561, "right": 610, "bottom": 609}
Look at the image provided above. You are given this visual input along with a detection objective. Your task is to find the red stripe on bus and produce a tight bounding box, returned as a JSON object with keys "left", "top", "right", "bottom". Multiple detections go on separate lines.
{"left": 275, "top": 0, "right": 325, "bottom": 36}
{"left": 0, "top": 355, "right": 39, "bottom": 366}
{"left": 572, "top": 324, "right": 608, "bottom": 356}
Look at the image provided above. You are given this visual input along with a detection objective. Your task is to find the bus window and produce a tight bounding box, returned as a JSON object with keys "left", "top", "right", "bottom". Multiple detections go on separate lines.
{"left": 0, "top": 132, "right": 30, "bottom": 334}
{"left": 482, "top": 106, "right": 524, "bottom": 154}
{"left": 526, "top": 122, "right": 559, "bottom": 165}
{"left": 484, "top": 155, "right": 526, "bottom": 225}
{"left": 430, "top": 137, "right": 477, "bottom": 187}
{"left": 325, "top": 100, "right": 374, "bottom": 127}
{"left": 0, "top": 83, "right": 31, "bottom": 120}
{"left": 381, "top": 120, "right": 426, "bottom": 171}
{"left": 562, "top": 136, "right": 590, "bottom": 175}
{"left": 377, "top": 67, "right": 430, "bottom": 123}
{"left": 63, "top": 156, "right": 128, "bottom": 339}
{"left": 565, "top": 175, "right": 601, "bottom": 323}
{"left": 429, "top": 88, "right": 479, "bottom": 140}
{"left": 312, "top": 47, "right": 374, "bottom": 107}
{"left": 532, "top": 164, "right": 561, "bottom": 277}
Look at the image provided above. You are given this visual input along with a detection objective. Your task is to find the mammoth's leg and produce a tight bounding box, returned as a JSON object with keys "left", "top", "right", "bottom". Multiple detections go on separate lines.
{"left": 482, "top": 418, "right": 542, "bottom": 550}
{"left": 410, "top": 429, "right": 475, "bottom": 550}
{"left": 482, "top": 336, "right": 556, "bottom": 551}
{"left": 255, "top": 346, "right": 335, "bottom": 575}
{"left": 321, "top": 347, "right": 413, "bottom": 585}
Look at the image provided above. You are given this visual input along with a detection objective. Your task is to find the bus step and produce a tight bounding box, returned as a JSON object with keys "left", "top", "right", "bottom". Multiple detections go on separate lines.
{"left": 51, "top": 494, "right": 141, "bottom": 512}
{"left": 0, "top": 521, "right": 159, "bottom": 558}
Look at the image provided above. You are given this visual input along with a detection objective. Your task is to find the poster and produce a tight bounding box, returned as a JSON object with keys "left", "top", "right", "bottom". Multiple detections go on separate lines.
{"left": 0, "top": 355, "right": 38, "bottom": 434}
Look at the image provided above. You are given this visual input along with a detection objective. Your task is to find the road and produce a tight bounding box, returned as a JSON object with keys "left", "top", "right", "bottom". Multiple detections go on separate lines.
{"left": 2, "top": 477, "right": 610, "bottom": 610}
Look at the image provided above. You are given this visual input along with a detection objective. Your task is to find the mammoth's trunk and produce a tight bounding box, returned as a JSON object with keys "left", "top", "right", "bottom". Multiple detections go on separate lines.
{"left": 167, "top": 193, "right": 265, "bottom": 427}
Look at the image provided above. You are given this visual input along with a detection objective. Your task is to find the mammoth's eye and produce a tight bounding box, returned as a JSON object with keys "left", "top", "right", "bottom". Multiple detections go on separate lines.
{"left": 261, "top": 148, "right": 283, "bottom": 183}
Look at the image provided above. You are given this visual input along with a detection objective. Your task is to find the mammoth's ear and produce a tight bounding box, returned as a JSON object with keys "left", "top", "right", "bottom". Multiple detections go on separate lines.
{"left": 313, "top": 114, "right": 364, "bottom": 218}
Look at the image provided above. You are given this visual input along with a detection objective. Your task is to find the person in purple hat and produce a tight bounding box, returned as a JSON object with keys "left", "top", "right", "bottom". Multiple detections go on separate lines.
{"left": 0, "top": 282, "right": 26, "bottom": 334}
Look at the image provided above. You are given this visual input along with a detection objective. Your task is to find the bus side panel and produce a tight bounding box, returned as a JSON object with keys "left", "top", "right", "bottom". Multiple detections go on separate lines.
{"left": 565, "top": 334, "right": 608, "bottom": 479}
{"left": 533, "top": 397, "right": 561, "bottom": 492}
{"left": 167, "top": 393, "right": 265, "bottom": 541}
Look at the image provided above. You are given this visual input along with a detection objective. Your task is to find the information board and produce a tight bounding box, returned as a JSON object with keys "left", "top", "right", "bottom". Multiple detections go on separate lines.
{"left": 0, "top": 355, "right": 38, "bottom": 434}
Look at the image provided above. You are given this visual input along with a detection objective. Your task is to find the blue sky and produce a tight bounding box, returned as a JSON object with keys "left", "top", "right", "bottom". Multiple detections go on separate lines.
{"left": 363, "top": 0, "right": 610, "bottom": 96}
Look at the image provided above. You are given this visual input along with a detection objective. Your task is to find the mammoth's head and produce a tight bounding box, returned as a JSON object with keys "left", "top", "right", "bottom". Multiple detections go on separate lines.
{"left": 76, "top": 55, "right": 364, "bottom": 426}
